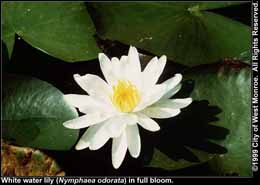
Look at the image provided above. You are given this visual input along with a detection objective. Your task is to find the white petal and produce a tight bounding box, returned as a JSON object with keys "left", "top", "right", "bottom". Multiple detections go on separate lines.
{"left": 75, "top": 139, "right": 89, "bottom": 150}
{"left": 136, "top": 113, "right": 160, "bottom": 132}
{"left": 75, "top": 124, "right": 103, "bottom": 150}
{"left": 112, "top": 131, "right": 128, "bottom": 169}
{"left": 111, "top": 57, "right": 120, "bottom": 65}
{"left": 116, "top": 47, "right": 142, "bottom": 89}
{"left": 141, "top": 57, "right": 158, "bottom": 89}
{"left": 120, "top": 55, "right": 128, "bottom": 63}
{"left": 159, "top": 74, "right": 182, "bottom": 100}
{"left": 89, "top": 128, "right": 111, "bottom": 151}
{"left": 142, "top": 107, "right": 181, "bottom": 119}
{"left": 113, "top": 55, "right": 127, "bottom": 80}
{"left": 134, "top": 84, "right": 166, "bottom": 112}
{"left": 73, "top": 74, "right": 111, "bottom": 102}
{"left": 161, "top": 83, "right": 182, "bottom": 100}
{"left": 98, "top": 53, "right": 117, "bottom": 85}
{"left": 75, "top": 114, "right": 134, "bottom": 151}
{"left": 142, "top": 55, "right": 166, "bottom": 90}
{"left": 64, "top": 94, "right": 96, "bottom": 108}
{"left": 63, "top": 94, "right": 108, "bottom": 113}
{"left": 154, "top": 98, "right": 192, "bottom": 109}
{"left": 126, "top": 124, "right": 141, "bottom": 158}
{"left": 105, "top": 114, "right": 137, "bottom": 138}
{"left": 127, "top": 113, "right": 138, "bottom": 126}
{"left": 128, "top": 46, "right": 141, "bottom": 73}
{"left": 63, "top": 112, "right": 113, "bottom": 129}
{"left": 111, "top": 57, "right": 120, "bottom": 79}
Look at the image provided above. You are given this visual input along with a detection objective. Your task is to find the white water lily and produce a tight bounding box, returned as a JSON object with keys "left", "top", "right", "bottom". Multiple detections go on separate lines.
{"left": 63, "top": 46, "right": 192, "bottom": 169}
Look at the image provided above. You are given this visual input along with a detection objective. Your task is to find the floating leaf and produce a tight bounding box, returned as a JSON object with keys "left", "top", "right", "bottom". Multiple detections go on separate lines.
{"left": 2, "top": 73, "right": 79, "bottom": 150}
{"left": 88, "top": 2, "right": 250, "bottom": 66}
{"left": 186, "top": 2, "right": 247, "bottom": 10}
{"left": 184, "top": 60, "right": 251, "bottom": 176}
{"left": 148, "top": 148, "right": 216, "bottom": 171}
{"left": 2, "top": 2, "right": 100, "bottom": 62}
{"left": 144, "top": 59, "right": 250, "bottom": 174}
{"left": 238, "top": 50, "right": 251, "bottom": 63}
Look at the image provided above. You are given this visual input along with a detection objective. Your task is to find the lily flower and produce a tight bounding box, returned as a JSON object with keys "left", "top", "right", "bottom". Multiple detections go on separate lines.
{"left": 63, "top": 46, "right": 192, "bottom": 169}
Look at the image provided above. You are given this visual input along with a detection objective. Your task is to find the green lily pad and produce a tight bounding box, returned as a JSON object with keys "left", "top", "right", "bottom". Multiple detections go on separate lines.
{"left": 144, "top": 59, "right": 250, "bottom": 175}
{"left": 184, "top": 61, "right": 251, "bottom": 176}
{"left": 2, "top": 73, "right": 79, "bottom": 151}
{"left": 186, "top": 2, "right": 247, "bottom": 11}
{"left": 88, "top": 2, "right": 250, "bottom": 66}
{"left": 148, "top": 147, "right": 217, "bottom": 171}
{"left": 2, "top": 2, "right": 100, "bottom": 62}
{"left": 238, "top": 50, "right": 251, "bottom": 63}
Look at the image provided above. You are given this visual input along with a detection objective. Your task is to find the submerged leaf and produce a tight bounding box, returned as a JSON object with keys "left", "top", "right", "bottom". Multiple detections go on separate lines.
{"left": 1, "top": 141, "right": 65, "bottom": 176}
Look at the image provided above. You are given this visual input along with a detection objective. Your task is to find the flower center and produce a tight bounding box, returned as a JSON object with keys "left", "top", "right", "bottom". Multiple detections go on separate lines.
{"left": 111, "top": 80, "right": 140, "bottom": 113}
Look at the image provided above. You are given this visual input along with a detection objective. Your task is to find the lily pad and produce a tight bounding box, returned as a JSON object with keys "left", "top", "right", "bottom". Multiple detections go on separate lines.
{"left": 88, "top": 2, "right": 250, "bottom": 66}
{"left": 1, "top": 141, "right": 65, "bottom": 176}
{"left": 2, "top": 73, "right": 79, "bottom": 150}
{"left": 2, "top": 2, "right": 100, "bottom": 62}
{"left": 144, "top": 59, "right": 250, "bottom": 175}
{"left": 184, "top": 60, "right": 251, "bottom": 176}
{"left": 148, "top": 148, "right": 216, "bottom": 171}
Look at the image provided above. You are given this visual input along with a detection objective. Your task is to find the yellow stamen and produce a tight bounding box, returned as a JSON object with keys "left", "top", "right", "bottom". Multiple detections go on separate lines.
{"left": 111, "top": 80, "right": 140, "bottom": 112}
